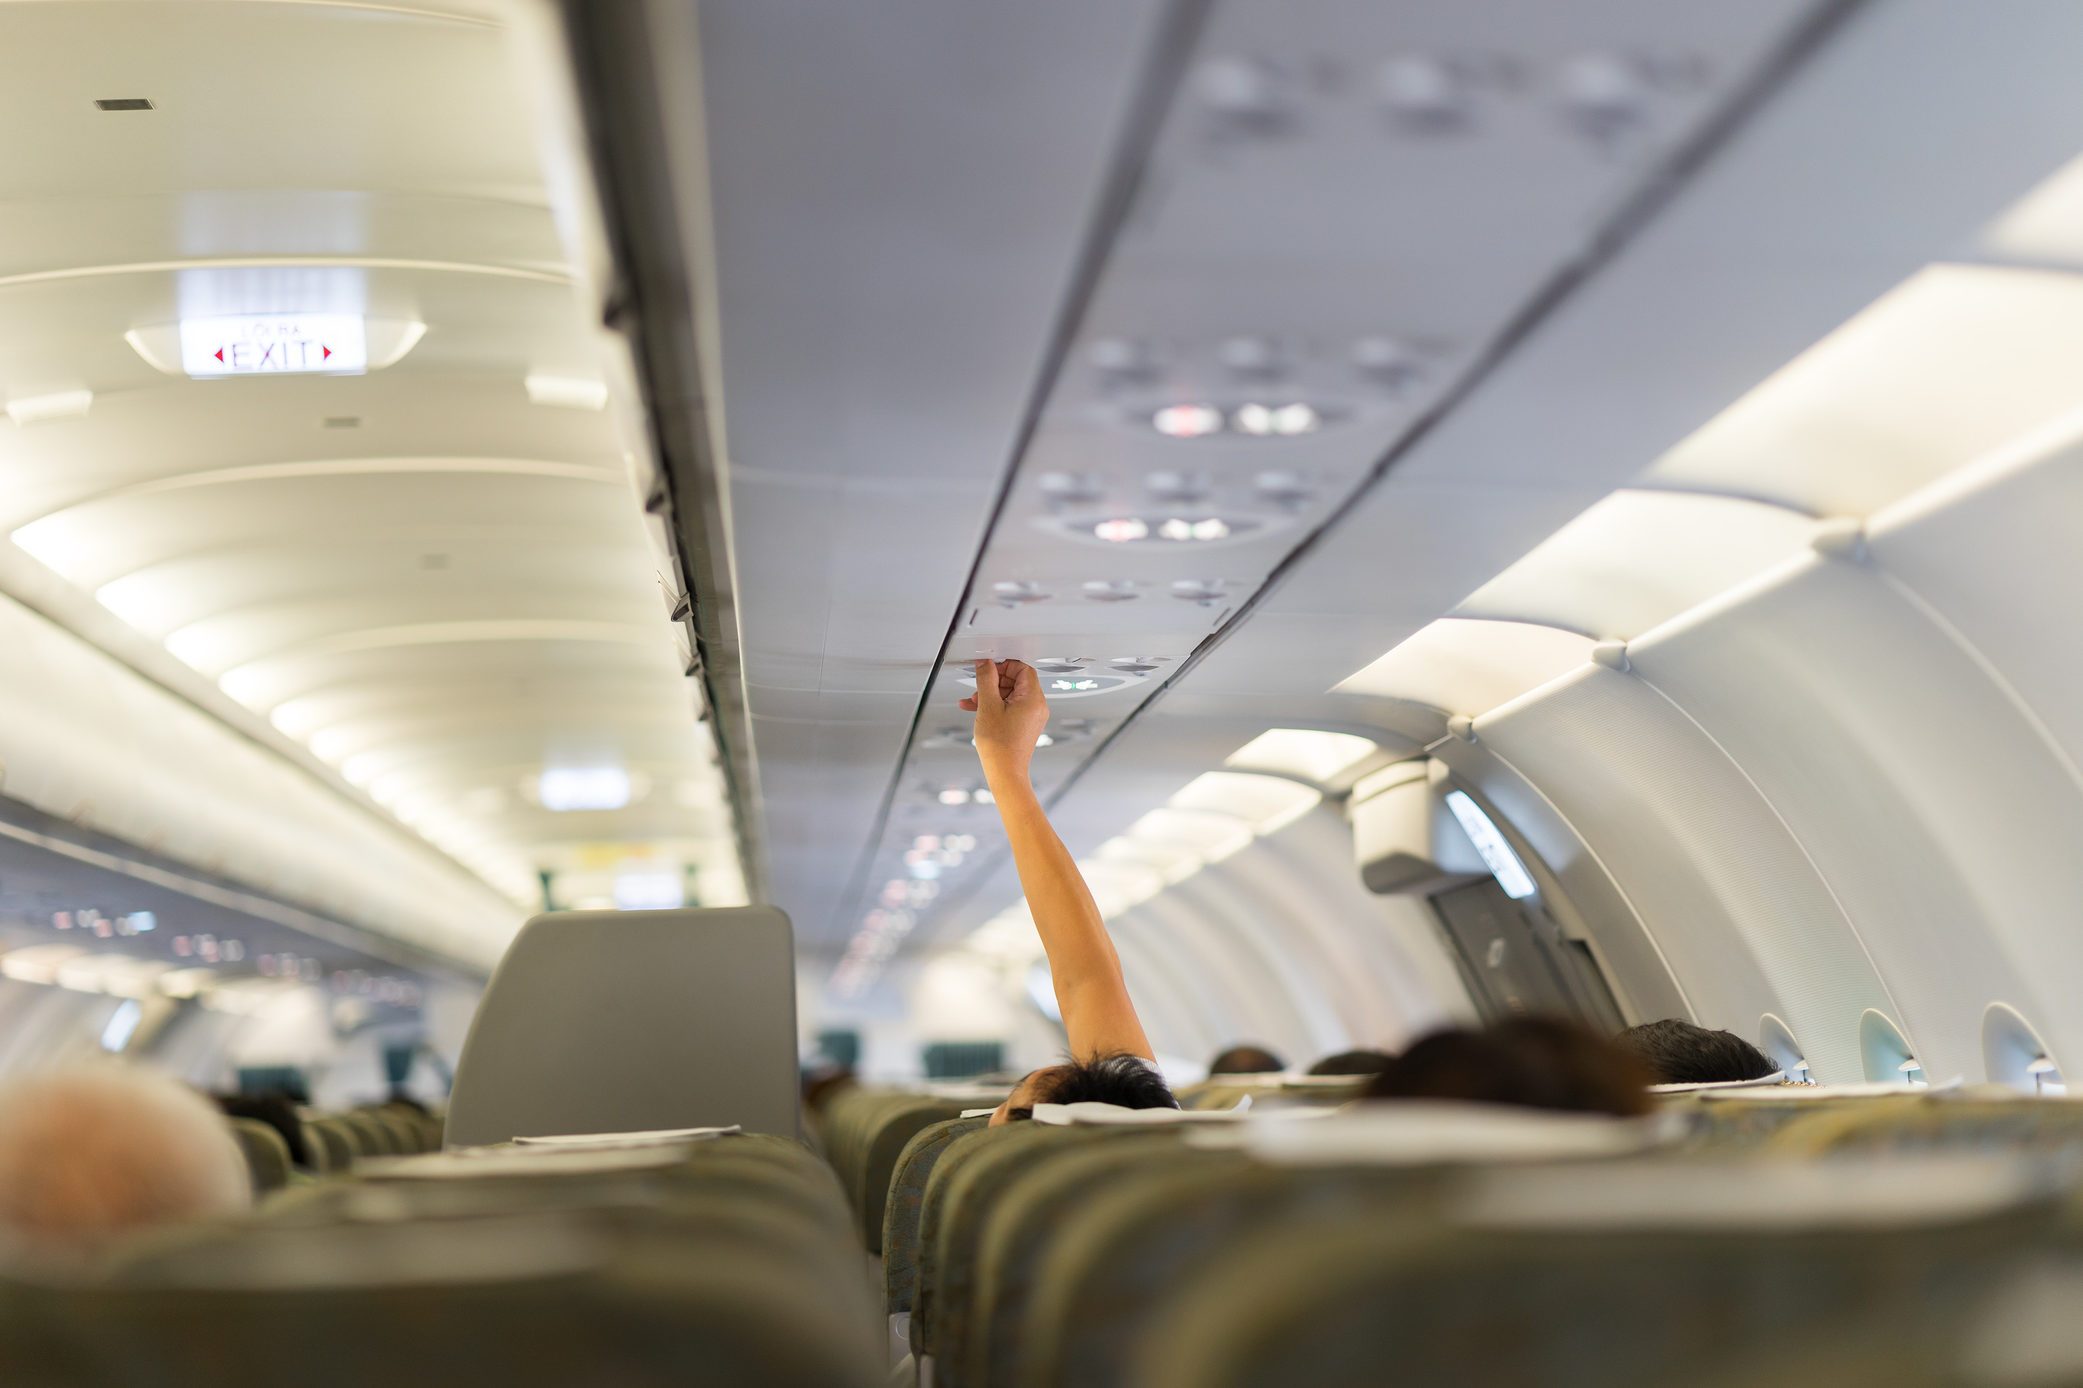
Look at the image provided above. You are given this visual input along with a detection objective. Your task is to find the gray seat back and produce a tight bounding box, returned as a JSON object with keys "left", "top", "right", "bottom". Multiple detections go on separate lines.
{"left": 447, "top": 907, "right": 800, "bottom": 1146}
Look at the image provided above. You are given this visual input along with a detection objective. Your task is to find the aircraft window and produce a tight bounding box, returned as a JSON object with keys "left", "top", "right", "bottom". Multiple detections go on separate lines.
{"left": 1858, "top": 1008, "right": 1928, "bottom": 1086}
{"left": 1983, "top": 1002, "right": 2067, "bottom": 1095}
{"left": 98, "top": 998, "right": 143, "bottom": 1053}
{"left": 1758, "top": 1013, "right": 1815, "bottom": 1084}
{"left": 1443, "top": 790, "right": 1538, "bottom": 900}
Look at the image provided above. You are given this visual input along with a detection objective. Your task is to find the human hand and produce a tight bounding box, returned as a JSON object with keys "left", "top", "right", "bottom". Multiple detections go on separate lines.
{"left": 961, "top": 659, "right": 1048, "bottom": 778}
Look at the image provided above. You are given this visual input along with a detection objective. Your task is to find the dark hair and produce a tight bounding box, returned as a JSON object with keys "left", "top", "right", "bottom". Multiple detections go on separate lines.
{"left": 1364, "top": 1016, "right": 1654, "bottom": 1117}
{"left": 1208, "top": 1045, "right": 1286, "bottom": 1076}
{"left": 1615, "top": 1018, "right": 1778, "bottom": 1085}
{"left": 214, "top": 1092, "right": 313, "bottom": 1170}
{"left": 1007, "top": 1052, "right": 1179, "bottom": 1120}
{"left": 1307, "top": 1049, "right": 1395, "bottom": 1077}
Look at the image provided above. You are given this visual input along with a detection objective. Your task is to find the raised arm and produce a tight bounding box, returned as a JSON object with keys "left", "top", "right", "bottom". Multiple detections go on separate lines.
{"left": 963, "top": 659, "right": 1156, "bottom": 1062}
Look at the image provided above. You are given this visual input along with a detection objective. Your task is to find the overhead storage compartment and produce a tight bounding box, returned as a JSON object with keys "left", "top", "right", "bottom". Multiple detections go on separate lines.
{"left": 0, "top": 592, "right": 521, "bottom": 971}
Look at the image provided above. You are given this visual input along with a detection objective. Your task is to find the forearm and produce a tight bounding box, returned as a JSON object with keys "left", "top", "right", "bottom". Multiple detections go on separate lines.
{"left": 980, "top": 760, "right": 1134, "bottom": 1018}
{"left": 968, "top": 658, "right": 1153, "bottom": 1060}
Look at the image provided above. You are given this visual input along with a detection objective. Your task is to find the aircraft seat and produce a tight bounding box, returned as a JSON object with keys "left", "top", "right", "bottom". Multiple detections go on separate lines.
{"left": 884, "top": 1116, "right": 987, "bottom": 1315}
{"left": 446, "top": 906, "right": 800, "bottom": 1146}
{"left": 224, "top": 1118, "right": 294, "bottom": 1196}
{"left": 1131, "top": 1157, "right": 2065, "bottom": 1388}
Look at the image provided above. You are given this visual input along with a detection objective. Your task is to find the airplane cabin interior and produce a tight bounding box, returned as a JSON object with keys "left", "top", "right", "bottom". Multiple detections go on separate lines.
{"left": 4, "top": 2, "right": 2083, "bottom": 1385}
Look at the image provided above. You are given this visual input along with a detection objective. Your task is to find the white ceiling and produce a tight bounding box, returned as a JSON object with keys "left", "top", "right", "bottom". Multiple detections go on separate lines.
{"left": 0, "top": 0, "right": 739, "bottom": 950}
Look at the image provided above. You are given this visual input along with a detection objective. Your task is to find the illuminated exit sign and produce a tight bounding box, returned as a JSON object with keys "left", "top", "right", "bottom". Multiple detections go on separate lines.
{"left": 180, "top": 313, "right": 367, "bottom": 377}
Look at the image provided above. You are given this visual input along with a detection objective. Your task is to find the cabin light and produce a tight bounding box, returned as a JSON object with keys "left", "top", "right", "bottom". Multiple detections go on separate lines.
{"left": 1099, "top": 836, "right": 1203, "bottom": 885}
{"left": 1170, "top": 771, "right": 1321, "bottom": 835}
{"left": 1226, "top": 728, "right": 1379, "bottom": 783}
{"left": 1151, "top": 404, "right": 1225, "bottom": 438}
{"left": 1034, "top": 733, "right": 1055, "bottom": 748}
{"left": 127, "top": 912, "right": 155, "bottom": 934}
{"left": 307, "top": 728, "right": 356, "bottom": 764}
{"left": 525, "top": 374, "right": 610, "bottom": 411}
{"left": 1444, "top": 791, "right": 1539, "bottom": 900}
{"left": 1126, "top": 808, "right": 1255, "bottom": 864}
{"left": 1158, "top": 518, "right": 1194, "bottom": 541}
{"left": 1053, "top": 678, "right": 1101, "bottom": 692}
{"left": 908, "top": 860, "right": 942, "bottom": 881}
{"left": 4, "top": 389, "right": 93, "bottom": 426}
{"left": 937, "top": 788, "right": 972, "bottom": 807}
{"left": 613, "top": 870, "right": 684, "bottom": 911}
{"left": 1093, "top": 517, "right": 1150, "bottom": 543}
{"left": 0, "top": 947, "right": 84, "bottom": 986}
{"left": 1191, "top": 518, "right": 1230, "bottom": 541}
{"left": 537, "top": 766, "right": 631, "bottom": 812}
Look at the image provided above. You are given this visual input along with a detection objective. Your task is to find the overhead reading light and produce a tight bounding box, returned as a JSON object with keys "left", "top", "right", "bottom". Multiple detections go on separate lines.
{"left": 1082, "top": 513, "right": 1257, "bottom": 547}
{"left": 1231, "top": 402, "right": 1320, "bottom": 436}
{"left": 1152, "top": 403, "right": 1225, "bottom": 438}
{"left": 1444, "top": 790, "right": 1538, "bottom": 900}
{"left": 536, "top": 766, "right": 632, "bottom": 812}
{"left": 957, "top": 659, "right": 1144, "bottom": 699}
{"left": 1226, "top": 728, "right": 1378, "bottom": 783}
{"left": 525, "top": 374, "right": 611, "bottom": 411}
{"left": 5, "top": 390, "right": 93, "bottom": 426}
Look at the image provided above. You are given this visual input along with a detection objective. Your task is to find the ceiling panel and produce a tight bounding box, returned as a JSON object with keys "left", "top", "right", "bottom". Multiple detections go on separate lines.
{"left": 0, "top": 0, "right": 738, "bottom": 957}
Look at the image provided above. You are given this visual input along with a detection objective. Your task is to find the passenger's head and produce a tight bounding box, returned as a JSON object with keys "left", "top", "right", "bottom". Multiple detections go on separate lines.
{"left": 0, "top": 1066, "right": 251, "bottom": 1252}
{"left": 1307, "top": 1049, "right": 1396, "bottom": 1077}
{"left": 1363, "top": 1016, "right": 1654, "bottom": 1117}
{"left": 1615, "top": 1018, "right": 1778, "bottom": 1085}
{"left": 1208, "top": 1044, "right": 1286, "bottom": 1076}
{"left": 989, "top": 1052, "right": 1178, "bottom": 1125}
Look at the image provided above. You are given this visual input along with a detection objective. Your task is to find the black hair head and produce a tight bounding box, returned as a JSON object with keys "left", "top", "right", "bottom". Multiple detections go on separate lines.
{"left": 1007, "top": 1052, "right": 1178, "bottom": 1121}
{"left": 1208, "top": 1045, "right": 1286, "bottom": 1076}
{"left": 1364, "top": 1016, "right": 1655, "bottom": 1117}
{"left": 1615, "top": 1018, "right": 1778, "bottom": 1085}
{"left": 1306, "top": 1049, "right": 1396, "bottom": 1077}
